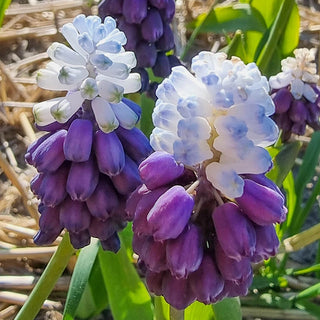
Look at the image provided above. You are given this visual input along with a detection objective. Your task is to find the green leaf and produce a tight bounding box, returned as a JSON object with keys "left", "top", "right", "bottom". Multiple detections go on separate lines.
{"left": 222, "top": 30, "right": 248, "bottom": 62}
{"left": 98, "top": 239, "right": 153, "bottom": 320}
{"left": 293, "top": 283, "right": 320, "bottom": 301}
{"left": 189, "top": 4, "right": 266, "bottom": 33}
{"left": 154, "top": 296, "right": 170, "bottom": 320}
{"left": 293, "top": 263, "right": 320, "bottom": 276}
{"left": 63, "top": 239, "right": 99, "bottom": 319}
{"left": 140, "top": 93, "right": 155, "bottom": 138}
{"left": 267, "top": 141, "right": 301, "bottom": 187}
{"left": 185, "top": 301, "right": 214, "bottom": 320}
{"left": 212, "top": 297, "right": 242, "bottom": 320}
{"left": 75, "top": 283, "right": 99, "bottom": 319}
{"left": 295, "top": 300, "right": 320, "bottom": 319}
{"left": 0, "top": 0, "right": 11, "bottom": 27}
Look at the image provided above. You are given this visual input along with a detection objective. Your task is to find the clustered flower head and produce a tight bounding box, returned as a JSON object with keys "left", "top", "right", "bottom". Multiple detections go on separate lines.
{"left": 127, "top": 52, "right": 287, "bottom": 309}
{"left": 26, "top": 15, "right": 153, "bottom": 250}
{"left": 270, "top": 48, "right": 320, "bottom": 140}
{"left": 98, "top": 0, "right": 180, "bottom": 94}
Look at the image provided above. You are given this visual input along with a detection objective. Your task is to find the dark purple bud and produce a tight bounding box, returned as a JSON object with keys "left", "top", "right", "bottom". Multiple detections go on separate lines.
{"left": 306, "top": 102, "right": 320, "bottom": 124}
{"left": 215, "top": 241, "right": 252, "bottom": 281}
{"left": 223, "top": 273, "right": 253, "bottom": 297}
{"left": 189, "top": 255, "right": 224, "bottom": 304}
{"left": 132, "top": 233, "right": 148, "bottom": 255}
{"left": 30, "top": 173, "right": 45, "bottom": 197}
{"left": 122, "top": 0, "right": 147, "bottom": 24}
{"left": 272, "top": 88, "right": 292, "bottom": 114}
{"left": 100, "top": 232, "right": 120, "bottom": 252}
{"left": 291, "top": 122, "right": 306, "bottom": 136}
{"left": 31, "top": 130, "right": 67, "bottom": 172}
{"left": 140, "top": 237, "right": 167, "bottom": 272}
{"left": 94, "top": 130, "right": 125, "bottom": 176}
{"left": 38, "top": 163, "right": 69, "bottom": 207}
{"left": 111, "top": 156, "right": 141, "bottom": 195}
{"left": 135, "top": 41, "right": 157, "bottom": 68}
{"left": 160, "top": 0, "right": 175, "bottom": 22}
{"left": 149, "top": 0, "right": 168, "bottom": 9}
{"left": 212, "top": 202, "right": 256, "bottom": 261}
{"left": 251, "top": 224, "right": 279, "bottom": 263}
{"left": 147, "top": 185, "right": 194, "bottom": 241}
{"left": 116, "top": 127, "right": 153, "bottom": 164}
{"left": 166, "top": 224, "right": 203, "bottom": 279}
{"left": 275, "top": 113, "right": 292, "bottom": 132}
{"left": 125, "top": 184, "right": 149, "bottom": 221}
{"left": 133, "top": 67, "right": 149, "bottom": 93}
{"left": 162, "top": 272, "right": 196, "bottom": 310}
{"left": 69, "top": 230, "right": 91, "bottom": 249}
{"left": 156, "top": 23, "right": 174, "bottom": 51}
{"left": 139, "top": 151, "right": 184, "bottom": 190}
{"left": 152, "top": 52, "right": 171, "bottom": 78}
{"left": 122, "top": 98, "right": 142, "bottom": 121}
{"left": 168, "top": 55, "right": 182, "bottom": 68}
{"left": 89, "top": 217, "right": 118, "bottom": 240}
{"left": 66, "top": 157, "right": 99, "bottom": 201}
{"left": 118, "top": 18, "right": 140, "bottom": 51}
{"left": 86, "top": 175, "right": 119, "bottom": 220}
{"left": 60, "top": 197, "right": 91, "bottom": 233}
{"left": 63, "top": 119, "right": 93, "bottom": 162}
{"left": 236, "top": 179, "right": 287, "bottom": 225}
{"left": 289, "top": 100, "right": 308, "bottom": 123}
{"left": 141, "top": 8, "right": 163, "bottom": 42}
{"left": 34, "top": 206, "right": 62, "bottom": 245}
{"left": 146, "top": 270, "right": 164, "bottom": 296}
{"left": 146, "top": 81, "right": 159, "bottom": 101}
{"left": 25, "top": 133, "right": 51, "bottom": 165}
{"left": 133, "top": 187, "right": 168, "bottom": 235}
{"left": 98, "top": 0, "right": 123, "bottom": 17}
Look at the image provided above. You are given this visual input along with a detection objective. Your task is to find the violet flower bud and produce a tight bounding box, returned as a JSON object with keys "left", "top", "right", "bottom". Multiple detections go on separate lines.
{"left": 152, "top": 52, "right": 171, "bottom": 78}
{"left": 60, "top": 197, "right": 91, "bottom": 233}
{"left": 31, "top": 130, "right": 67, "bottom": 172}
{"left": 89, "top": 217, "right": 118, "bottom": 240}
{"left": 63, "top": 119, "right": 93, "bottom": 162}
{"left": 118, "top": 18, "right": 140, "bottom": 51}
{"left": 100, "top": 232, "right": 120, "bottom": 252}
{"left": 289, "top": 100, "right": 308, "bottom": 123}
{"left": 272, "top": 88, "right": 292, "bottom": 114}
{"left": 141, "top": 8, "right": 163, "bottom": 42}
{"left": 25, "top": 133, "right": 51, "bottom": 165}
{"left": 147, "top": 185, "right": 194, "bottom": 241}
{"left": 212, "top": 202, "right": 256, "bottom": 261}
{"left": 125, "top": 184, "right": 149, "bottom": 221}
{"left": 30, "top": 173, "right": 44, "bottom": 197}
{"left": 156, "top": 23, "right": 175, "bottom": 51}
{"left": 86, "top": 175, "right": 119, "bottom": 220}
{"left": 135, "top": 41, "right": 157, "bottom": 68}
{"left": 306, "top": 101, "right": 320, "bottom": 124}
{"left": 149, "top": 0, "right": 168, "bottom": 9}
{"left": 236, "top": 179, "right": 287, "bottom": 225}
{"left": 162, "top": 272, "right": 196, "bottom": 310}
{"left": 277, "top": 113, "right": 293, "bottom": 132}
{"left": 38, "top": 163, "right": 69, "bottom": 207}
{"left": 215, "top": 241, "right": 252, "bottom": 281}
{"left": 111, "top": 155, "right": 141, "bottom": 195}
{"left": 69, "top": 230, "right": 91, "bottom": 249}
{"left": 139, "top": 151, "right": 184, "bottom": 190}
{"left": 66, "top": 156, "right": 99, "bottom": 201}
{"left": 189, "top": 255, "right": 224, "bottom": 304}
{"left": 168, "top": 55, "right": 182, "bottom": 68}
{"left": 291, "top": 122, "right": 306, "bottom": 136}
{"left": 223, "top": 273, "right": 253, "bottom": 297}
{"left": 146, "top": 270, "right": 164, "bottom": 296}
{"left": 160, "top": 0, "right": 175, "bottom": 22}
{"left": 98, "top": 0, "right": 123, "bottom": 17}
{"left": 94, "top": 130, "right": 125, "bottom": 176}
{"left": 251, "top": 224, "right": 279, "bottom": 263}
{"left": 122, "top": 0, "right": 147, "bottom": 24}
{"left": 166, "top": 224, "right": 203, "bottom": 278}
{"left": 135, "top": 67, "right": 149, "bottom": 93}
{"left": 116, "top": 126, "right": 153, "bottom": 164}
{"left": 132, "top": 233, "right": 148, "bottom": 255}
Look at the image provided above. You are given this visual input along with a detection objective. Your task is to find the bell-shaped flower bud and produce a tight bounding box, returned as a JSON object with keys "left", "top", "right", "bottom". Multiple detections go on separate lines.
{"left": 289, "top": 100, "right": 308, "bottom": 123}
{"left": 146, "top": 270, "right": 164, "bottom": 296}
{"left": 25, "top": 133, "right": 51, "bottom": 165}
{"left": 111, "top": 156, "right": 141, "bottom": 195}
{"left": 166, "top": 224, "right": 203, "bottom": 279}
{"left": 215, "top": 241, "right": 252, "bottom": 281}
{"left": 98, "top": 0, "right": 123, "bottom": 17}
{"left": 60, "top": 197, "right": 91, "bottom": 233}
{"left": 149, "top": 0, "right": 168, "bottom": 9}
{"left": 141, "top": 8, "right": 163, "bottom": 42}
{"left": 118, "top": 18, "right": 140, "bottom": 51}
{"left": 38, "top": 163, "right": 69, "bottom": 207}
{"left": 125, "top": 184, "right": 149, "bottom": 221}
{"left": 135, "top": 41, "right": 157, "bottom": 68}
{"left": 152, "top": 52, "right": 171, "bottom": 78}
{"left": 122, "top": 98, "right": 142, "bottom": 121}
{"left": 94, "top": 130, "right": 125, "bottom": 176}
{"left": 139, "top": 151, "right": 184, "bottom": 190}
{"left": 212, "top": 202, "right": 256, "bottom": 261}
{"left": 122, "top": 0, "right": 147, "bottom": 24}
{"left": 69, "top": 230, "right": 91, "bottom": 249}
{"left": 251, "top": 224, "right": 279, "bottom": 263}
{"left": 63, "top": 119, "right": 93, "bottom": 162}
{"left": 31, "top": 130, "right": 67, "bottom": 172}
{"left": 30, "top": 173, "right": 44, "bottom": 197}
{"left": 66, "top": 156, "right": 99, "bottom": 201}
{"left": 223, "top": 273, "right": 253, "bottom": 298}
{"left": 272, "top": 88, "right": 292, "bottom": 114}
{"left": 160, "top": 0, "right": 175, "bottom": 22}
{"left": 88, "top": 217, "right": 118, "bottom": 240}
{"left": 189, "top": 255, "right": 224, "bottom": 304}
{"left": 100, "top": 232, "right": 120, "bottom": 252}
{"left": 156, "top": 23, "right": 175, "bottom": 51}
{"left": 147, "top": 185, "right": 194, "bottom": 241}
{"left": 162, "top": 272, "right": 196, "bottom": 310}
{"left": 236, "top": 179, "right": 287, "bottom": 225}
{"left": 86, "top": 175, "right": 119, "bottom": 220}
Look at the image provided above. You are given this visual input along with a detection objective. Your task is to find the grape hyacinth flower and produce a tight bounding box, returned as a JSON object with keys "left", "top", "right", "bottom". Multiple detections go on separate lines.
{"left": 26, "top": 15, "right": 153, "bottom": 250}
{"left": 128, "top": 52, "right": 287, "bottom": 309}
{"left": 98, "top": 0, "right": 180, "bottom": 95}
{"left": 270, "top": 48, "right": 320, "bottom": 140}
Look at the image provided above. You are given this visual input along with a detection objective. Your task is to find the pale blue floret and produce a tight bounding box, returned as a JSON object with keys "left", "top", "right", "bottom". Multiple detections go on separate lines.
{"left": 214, "top": 116, "right": 248, "bottom": 139}
{"left": 150, "top": 128, "right": 178, "bottom": 154}
{"left": 201, "top": 73, "right": 219, "bottom": 86}
{"left": 97, "top": 40, "right": 122, "bottom": 54}
{"left": 78, "top": 32, "right": 95, "bottom": 53}
{"left": 90, "top": 54, "right": 113, "bottom": 70}
{"left": 153, "top": 102, "right": 182, "bottom": 132}
{"left": 156, "top": 79, "right": 180, "bottom": 104}
{"left": 177, "top": 117, "right": 211, "bottom": 142}
{"left": 176, "top": 96, "right": 212, "bottom": 118}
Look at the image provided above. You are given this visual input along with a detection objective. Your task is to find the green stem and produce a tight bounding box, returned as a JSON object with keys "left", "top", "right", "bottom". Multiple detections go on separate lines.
{"left": 170, "top": 306, "right": 184, "bottom": 320}
{"left": 256, "top": 0, "right": 295, "bottom": 73}
{"left": 15, "top": 233, "right": 75, "bottom": 320}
